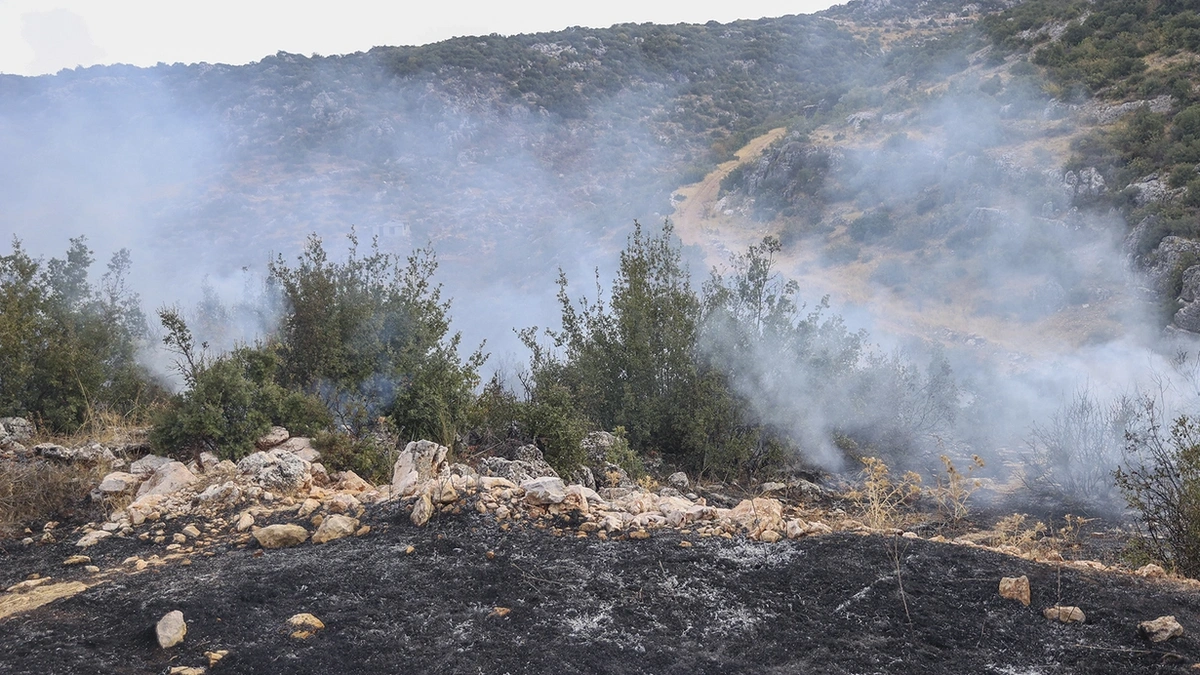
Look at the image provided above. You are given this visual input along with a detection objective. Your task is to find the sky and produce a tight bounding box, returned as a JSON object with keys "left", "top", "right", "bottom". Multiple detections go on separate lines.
{"left": 0, "top": 1, "right": 840, "bottom": 76}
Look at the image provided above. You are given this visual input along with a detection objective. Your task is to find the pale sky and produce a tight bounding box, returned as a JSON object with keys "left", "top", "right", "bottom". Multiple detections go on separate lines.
{"left": 0, "top": 1, "right": 840, "bottom": 76}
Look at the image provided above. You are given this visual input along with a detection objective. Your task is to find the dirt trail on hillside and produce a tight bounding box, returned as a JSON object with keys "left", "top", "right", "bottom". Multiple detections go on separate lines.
{"left": 671, "top": 128, "right": 786, "bottom": 267}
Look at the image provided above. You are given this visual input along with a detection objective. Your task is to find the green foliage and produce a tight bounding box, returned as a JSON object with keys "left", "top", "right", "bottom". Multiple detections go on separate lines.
{"left": 151, "top": 310, "right": 331, "bottom": 460}
{"left": 0, "top": 237, "right": 159, "bottom": 431}
{"left": 312, "top": 430, "right": 395, "bottom": 484}
{"left": 268, "top": 232, "right": 484, "bottom": 445}
{"left": 1115, "top": 408, "right": 1200, "bottom": 576}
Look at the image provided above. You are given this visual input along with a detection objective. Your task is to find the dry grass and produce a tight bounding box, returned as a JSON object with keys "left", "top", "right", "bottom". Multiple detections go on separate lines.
{"left": 0, "top": 459, "right": 105, "bottom": 534}
{"left": 851, "top": 456, "right": 924, "bottom": 530}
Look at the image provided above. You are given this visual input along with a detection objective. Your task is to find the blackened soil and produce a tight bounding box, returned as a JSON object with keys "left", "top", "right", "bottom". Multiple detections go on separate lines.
{"left": 2, "top": 502, "right": 1199, "bottom": 674}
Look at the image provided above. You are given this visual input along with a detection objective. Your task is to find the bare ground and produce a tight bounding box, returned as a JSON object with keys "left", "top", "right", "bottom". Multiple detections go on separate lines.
{"left": 1, "top": 500, "right": 1199, "bottom": 674}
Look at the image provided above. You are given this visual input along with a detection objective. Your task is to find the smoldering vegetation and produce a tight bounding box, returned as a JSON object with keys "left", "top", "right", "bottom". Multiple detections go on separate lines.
{"left": 4, "top": 0, "right": 1200, "bottom": 537}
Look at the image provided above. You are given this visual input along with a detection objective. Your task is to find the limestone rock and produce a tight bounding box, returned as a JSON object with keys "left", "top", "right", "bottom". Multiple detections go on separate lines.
{"left": 999, "top": 576, "right": 1031, "bottom": 607}
{"left": 514, "top": 444, "right": 559, "bottom": 478}
{"left": 156, "top": 610, "right": 187, "bottom": 648}
{"left": 95, "top": 471, "right": 141, "bottom": 498}
{"left": 0, "top": 417, "right": 33, "bottom": 442}
{"left": 411, "top": 493, "right": 434, "bottom": 526}
{"left": 136, "top": 461, "right": 196, "bottom": 498}
{"left": 196, "top": 481, "right": 241, "bottom": 504}
{"left": 568, "top": 465, "right": 597, "bottom": 491}
{"left": 580, "top": 431, "right": 618, "bottom": 466}
{"left": 391, "top": 440, "right": 448, "bottom": 496}
{"left": 298, "top": 498, "right": 321, "bottom": 517}
{"left": 277, "top": 436, "right": 320, "bottom": 463}
{"left": 235, "top": 511, "right": 255, "bottom": 532}
{"left": 237, "top": 449, "right": 311, "bottom": 491}
{"left": 728, "top": 498, "right": 783, "bottom": 537}
{"left": 129, "top": 454, "right": 172, "bottom": 476}
{"left": 62, "top": 555, "right": 90, "bottom": 566}
{"left": 334, "top": 470, "right": 371, "bottom": 493}
{"left": 168, "top": 667, "right": 206, "bottom": 675}
{"left": 253, "top": 524, "right": 309, "bottom": 549}
{"left": 478, "top": 456, "right": 538, "bottom": 484}
{"left": 328, "top": 493, "right": 362, "bottom": 514}
{"left": 255, "top": 426, "right": 289, "bottom": 449}
{"left": 667, "top": 472, "right": 689, "bottom": 490}
{"left": 288, "top": 612, "right": 325, "bottom": 639}
{"left": 1043, "top": 606, "right": 1086, "bottom": 624}
{"left": 759, "top": 529, "right": 782, "bottom": 543}
{"left": 312, "top": 514, "right": 359, "bottom": 544}
{"left": 76, "top": 530, "right": 112, "bottom": 548}
{"left": 522, "top": 476, "right": 566, "bottom": 505}
{"left": 1139, "top": 615, "right": 1184, "bottom": 642}
{"left": 1135, "top": 563, "right": 1167, "bottom": 579}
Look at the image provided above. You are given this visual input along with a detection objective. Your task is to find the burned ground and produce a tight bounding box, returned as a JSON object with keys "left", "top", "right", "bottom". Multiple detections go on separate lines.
{"left": 1, "top": 501, "right": 1199, "bottom": 675}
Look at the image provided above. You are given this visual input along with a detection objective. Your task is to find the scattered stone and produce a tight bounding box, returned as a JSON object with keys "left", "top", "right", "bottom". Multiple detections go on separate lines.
{"left": 156, "top": 610, "right": 187, "bottom": 648}
{"left": 286, "top": 612, "right": 325, "bottom": 639}
{"left": 629, "top": 529, "right": 650, "bottom": 540}
{"left": 205, "top": 650, "right": 229, "bottom": 667}
{"left": 253, "top": 524, "right": 309, "bottom": 549}
{"left": 1043, "top": 606, "right": 1086, "bottom": 624}
{"left": 312, "top": 514, "right": 359, "bottom": 544}
{"left": 256, "top": 426, "right": 290, "bottom": 449}
{"left": 1139, "top": 615, "right": 1184, "bottom": 642}
{"left": 999, "top": 576, "right": 1031, "bottom": 607}
{"left": 759, "top": 529, "right": 782, "bottom": 543}
{"left": 488, "top": 607, "right": 511, "bottom": 618}
{"left": 335, "top": 470, "right": 371, "bottom": 493}
{"left": 328, "top": 493, "right": 362, "bottom": 514}
{"left": 182, "top": 524, "right": 201, "bottom": 538}
{"left": 84, "top": 565, "right": 100, "bottom": 573}
{"left": 173, "top": 533, "right": 188, "bottom": 544}
{"left": 298, "top": 498, "right": 322, "bottom": 517}
{"left": 62, "top": 555, "right": 90, "bottom": 566}
{"left": 235, "top": 512, "right": 255, "bottom": 532}
{"left": 76, "top": 530, "right": 112, "bottom": 548}
{"left": 168, "top": 667, "right": 206, "bottom": 675}
{"left": 411, "top": 493, "right": 434, "bottom": 527}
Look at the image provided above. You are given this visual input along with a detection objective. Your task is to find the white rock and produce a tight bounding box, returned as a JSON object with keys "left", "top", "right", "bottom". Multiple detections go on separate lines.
{"left": 276, "top": 436, "right": 319, "bottom": 462}
{"left": 253, "top": 524, "right": 309, "bottom": 549}
{"left": 156, "top": 610, "right": 187, "bottom": 648}
{"left": 136, "top": 461, "right": 196, "bottom": 498}
{"left": 521, "top": 477, "right": 566, "bottom": 505}
{"left": 1139, "top": 615, "right": 1184, "bottom": 642}
{"left": 255, "top": 426, "right": 289, "bottom": 449}
{"left": 130, "top": 454, "right": 172, "bottom": 475}
{"left": 76, "top": 530, "right": 113, "bottom": 548}
{"left": 391, "top": 440, "right": 448, "bottom": 494}
{"left": 96, "top": 471, "right": 141, "bottom": 496}
{"left": 312, "top": 514, "right": 359, "bottom": 544}
{"left": 196, "top": 481, "right": 241, "bottom": 504}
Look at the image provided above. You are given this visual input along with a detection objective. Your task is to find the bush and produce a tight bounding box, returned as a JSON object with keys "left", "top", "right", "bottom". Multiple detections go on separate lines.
{"left": 0, "top": 237, "right": 160, "bottom": 431}
{"left": 312, "top": 430, "right": 397, "bottom": 484}
{"left": 0, "top": 459, "right": 105, "bottom": 532}
{"left": 1115, "top": 405, "right": 1200, "bottom": 576}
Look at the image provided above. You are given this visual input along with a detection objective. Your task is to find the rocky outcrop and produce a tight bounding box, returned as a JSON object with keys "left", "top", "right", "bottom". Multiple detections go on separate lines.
{"left": 136, "top": 462, "right": 196, "bottom": 499}
{"left": 237, "top": 449, "right": 311, "bottom": 492}
{"left": 391, "top": 440, "right": 448, "bottom": 497}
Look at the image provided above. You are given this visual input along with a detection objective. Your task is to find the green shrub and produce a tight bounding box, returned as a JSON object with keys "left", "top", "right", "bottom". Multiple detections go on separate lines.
{"left": 312, "top": 430, "right": 396, "bottom": 484}
{"left": 1115, "top": 407, "right": 1200, "bottom": 576}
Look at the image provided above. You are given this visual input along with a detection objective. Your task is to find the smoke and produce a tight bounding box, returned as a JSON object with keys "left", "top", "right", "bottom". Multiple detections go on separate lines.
{"left": 3, "top": 11, "right": 1200, "bottom": 517}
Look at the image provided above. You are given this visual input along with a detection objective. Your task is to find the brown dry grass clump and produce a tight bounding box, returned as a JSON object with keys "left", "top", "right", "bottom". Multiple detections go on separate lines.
{"left": 0, "top": 460, "right": 105, "bottom": 534}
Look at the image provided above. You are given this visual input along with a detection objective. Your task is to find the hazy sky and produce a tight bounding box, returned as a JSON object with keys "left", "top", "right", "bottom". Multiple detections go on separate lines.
{"left": 0, "top": 1, "right": 840, "bottom": 76}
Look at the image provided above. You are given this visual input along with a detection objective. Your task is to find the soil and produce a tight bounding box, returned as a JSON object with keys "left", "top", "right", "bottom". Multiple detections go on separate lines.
{"left": 2, "top": 501, "right": 1199, "bottom": 674}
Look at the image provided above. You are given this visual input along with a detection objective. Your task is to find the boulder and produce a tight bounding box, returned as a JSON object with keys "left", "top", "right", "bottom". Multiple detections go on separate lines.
{"left": 1145, "top": 236, "right": 1200, "bottom": 295}
{"left": 580, "top": 431, "right": 618, "bottom": 466}
{"left": 94, "top": 471, "right": 141, "bottom": 498}
{"left": 328, "top": 493, "right": 362, "bottom": 514}
{"left": 253, "top": 524, "right": 309, "bottom": 549}
{"left": 255, "top": 426, "right": 290, "bottom": 449}
{"left": 237, "top": 449, "right": 310, "bottom": 491}
{"left": 728, "top": 498, "right": 784, "bottom": 537}
{"left": 130, "top": 454, "right": 172, "bottom": 476}
{"left": 568, "top": 465, "right": 597, "bottom": 491}
{"left": 667, "top": 472, "right": 689, "bottom": 491}
{"left": 276, "top": 436, "right": 319, "bottom": 463}
{"left": 196, "top": 481, "right": 241, "bottom": 504}
{"left": 478, "top": 457, "right": 538, "bottom": 484}
{"left": 999, "top": 576, "right": 1031, "bottom": 607}
{"left": 1139, "top": 615, "right": 1184, "bottom": 642}
{"left": 334, "top": 470, "right": 371, "bottom": 493}
{"left": 312, "top": 514, "right": 359, "bottom": 544}
{"left": 156, "top": 610, "right": 187, "bottom": 648}
{"left": 391, "top": 440, "right": 448, "bottom": 496}
{"left": 522, "top": 477, "right": 566, "bottom": 505}
{"left": 1043, "top": 606, "right": 1086, "bottom": 624}
{"left": 136, "top": 461, "right": 196, "bottom": 498}
{"left": 0, "top": 417, "right": 33, "bottom": 442}
{"left": 198, "top": 452, "right": 221, "bottom": 473}
{"left": 514, "top": 444, "right": 559, "bottom": 478}
{"left": 235, "top": 511, "right": 255, "bottom": 532}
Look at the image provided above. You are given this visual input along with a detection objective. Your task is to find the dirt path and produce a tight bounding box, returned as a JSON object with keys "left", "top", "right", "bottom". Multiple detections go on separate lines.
{"left": 671, "top": 128, "right": 787, "bottom": 264}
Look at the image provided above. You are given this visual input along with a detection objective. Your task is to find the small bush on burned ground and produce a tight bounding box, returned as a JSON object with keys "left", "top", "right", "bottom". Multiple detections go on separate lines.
{"left": 1115, "top": 404, "right": 1200, "bottom": 576}
{"left": 0, "top": 460, "right": 104, "bottom": 533}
